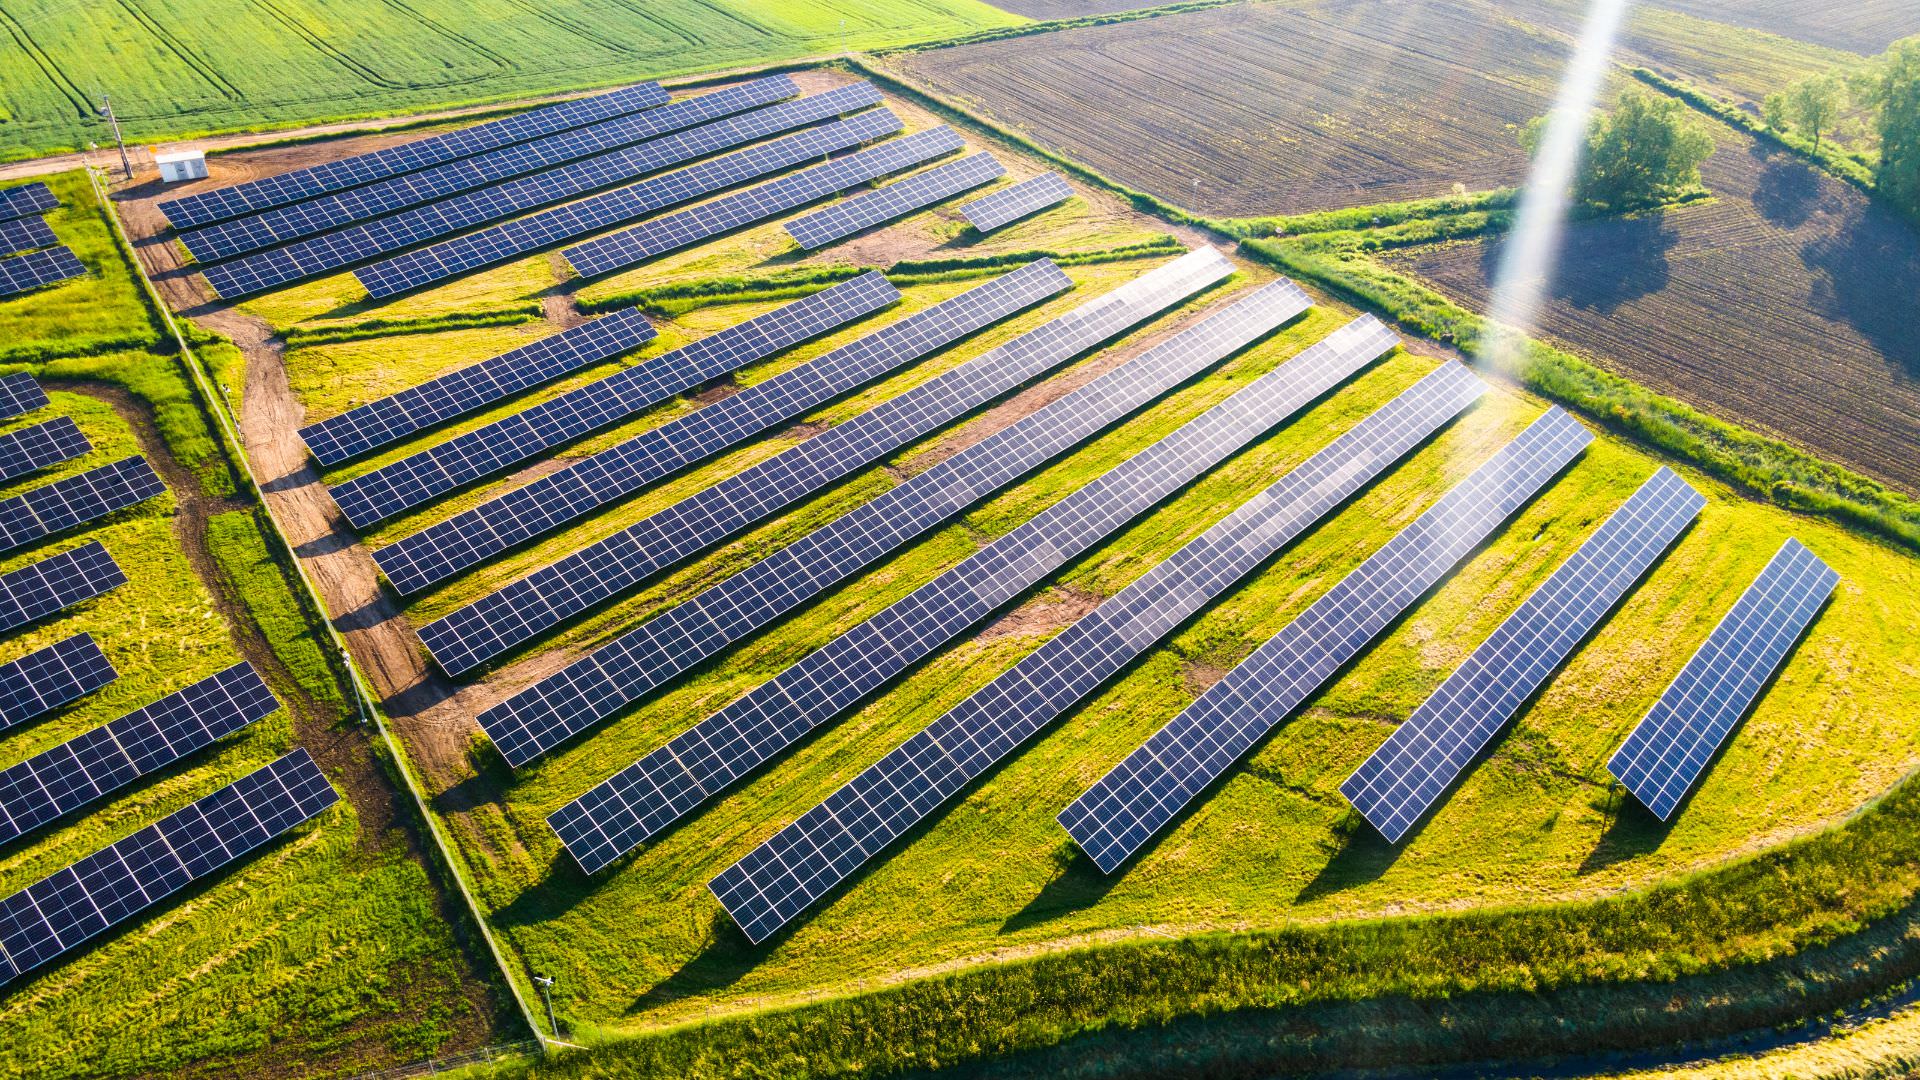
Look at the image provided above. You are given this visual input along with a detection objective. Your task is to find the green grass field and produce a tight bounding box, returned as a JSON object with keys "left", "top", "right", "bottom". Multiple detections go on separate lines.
{"left": 0, "top": 0, "right": 1024, "bottom": 161}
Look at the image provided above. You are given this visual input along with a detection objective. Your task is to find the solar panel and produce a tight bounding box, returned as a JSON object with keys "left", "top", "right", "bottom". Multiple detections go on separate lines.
{"left": 0, "top": 662, "right": 280, "bottom": 846}
{"left": 0, "top": 418, "right": 92, "bottom": 484}
{"left": 329, "top": 273, "right": 898, "bottom": 525}
{"left": 299, "top": 308, "right": 656, "bottom": 468}
{"left": 783, "top": 153, "right": 1006, "bottom": 250}
{"left": 180, "top": 77, "right": 801, "bottom": 262}
{"left": 0, "top": 182, "right": 58, "bottom": 223}
{"left": 707, "top": 362, "right": 1488, "bottom": 940}
{"left": 434, "top": 253, "right": 1254, "bottom": 679}
{"left": 470, "top": 248, "right": 1229, "bottom": 764}
{"left": 0, "top": 748, "right": 336, "bottom": 987}
{"left": 0, "top": 375, "right": 49, "bottom": 423}
{"left": 0, "top": 542, "right": 126, "bottom": 633}
{"left": 207, "top": 87, "right": 889, "bottom": 299}
{"left": 0, "top": 457, "right": 166, "bottom": 554}
{"left": 374, "top": 258, "right": 1069, "bottom": 597}
{"left": 0, "top": 247, "right": 86, "bottom": 299}
{"left": 562, "top": 125, "right": 966, "bottom": 279}
{"left": 1607, "top": 537, "right": 1836, "bottom": 820}
{"left": 1059, "top": 406, "right": 1592, "bottom": 873}
{"left": 1342, "top": 466, "right": 1704, "bottom": 842}
{"left": 339, "top": 89, "right": 896, "bottom": 301}
{"left": 555, "top": 301, "right": 1416, "bottom": 875}
{"left": 0, "top": 216, "right": 58, "bottom": 258}
{"left": 157, "top": 82, "right": 671, "bottom": 228}
{"left": 0, "top": 635, "right": 116, "bottom": 734}
{"left": 960, "top": 173, "right": 1075, "bottom": 234}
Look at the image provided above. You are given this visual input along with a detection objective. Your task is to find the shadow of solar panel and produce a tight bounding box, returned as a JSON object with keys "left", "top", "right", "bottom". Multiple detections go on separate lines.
{"left": 471, "top": 248, "right": 1229, "bottom": 765}
{"left": 0, "top": 418, "right": 91, "bottom": 484}
{"left": 347, "top": 89, "right": 895, "bottom": 301}
{"left": 0, "top": 375, "right": 49, "bottom": 423}
{"left": 329, "top": 273, "right": 897, "bottom": 526}
{"left": 708, "top": 361, "right": 1487, "bottom": 940}
{"left": 180, "top": 77, "right": 801, "bottom": 261}
{"left": 0, "top": 634, "right": 115, "bottom": 734}
{"left": 0, "top": 456, "right": 166, "bottom": 554}
{"left": 1342, "top": 467, "right": 1705, "bottom": 842}
{"left": 0, "top": 183, "right": 58, "bottom": 223}
{"left": 0, "top": 542, "right": 125, "bottom": 633}
{"left": 783, "top": 153, "right": 1005, "bottom": 250}
{"left": 961, "top": 173, "right": 1075, "bottom": 233}
{"left": 0, "top": 748, "right": 336, "bottom": 986}
{"left": 562, "top": 125, "right": 965, "bottom": 278}
{"left": 158, "top": 82, "right": 670, "bottom": 228}
{"left": 377, "top": 259, "right": 1068, "bottom": 600}
{"left": 299, "top": 308, "right": 656, "bottom": 468}
{"left": 1060, "top": 406, "right": 1593, "bottom": 874}
{"left": 208, "top": 86, "right": 888, "bottom": 298}
{"left": 0, "top": 247, "right": 85, "bottom": 299}
{"left": 0, "top": 217, "right": 57, "bottom": 258}
{"left": 0, "top": 662, "right": 280, "bottom": 846}
{"left": 1607, "top": 537, "right": 1837, "bottom": 820}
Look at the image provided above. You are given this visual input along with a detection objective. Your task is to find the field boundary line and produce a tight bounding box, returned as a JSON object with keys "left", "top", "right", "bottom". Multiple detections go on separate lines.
{"left": 83, "top": 165, "right": 553, "bottom": 1053}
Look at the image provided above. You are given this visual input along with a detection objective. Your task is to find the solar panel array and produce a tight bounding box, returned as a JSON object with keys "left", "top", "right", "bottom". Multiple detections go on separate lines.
{"left": 1059, "top": 406, "right": 1592, "bottom": 873}
{"left": 0, "top": 456, "right": 166, "bottom": 554}
{"left": 1341, "top": 467, "right": 1704, "bottom": 842}
{"left": 0, "top": 542, "right": 126, "bottom": 633}
{"left": 352, "top": 91, "right": 897, "bottom": 300}
{"left": 299, "top": 308, "right": 656, "bottom": 468}
{"left": 0, "top": 216, "right": 58, "bottom": 258}
{"left": 0, "top": 183, "right": 58, "bottom": 222}
{"left": 784, "top": 153, "right": 1005, "bottom": 250}
{"left": 0, "top": 418, "right": 91, "bottom": 484}
{"left": 180, "top": 77, "right": 801, "bottom": 261}
{"left": 206, "top": 87, "right": 889, "bottom": 298}
{"left": 0, "top": 374, "right": 49, "bottom": 422}
{"left": 563, "top": 125, "right": 966, "bottom": 279}
{"left": 471, "top": 249, "right": 1228, "bottom": 763}
{"left": 961, "top": 173, "right": 1074, "bottom": 233}
{"left": 0, "top": 749, "right": 336, "bottom": 987}
{"left": 0, "top": 247, "right": 85, "bottom": 299}
{"left": 707, "top": 362, "right": 1487, "bottom": 939}
{"left": 0, "top": 635, "right": 116, "bottom": 734}
{"left": 1607, "top": 537, "right": 1836, "bottom": 820}
{"left": 375, "top": 259, "right": 1069, "bottom": 598}
{"left": 552, "top": 296, "right": 1401, "bottom": 874}
{"left": 0, "top": 662, "right": 279, "bottom": 846}
{"left": 330, "top": 273, "right": 897, "bottom": 526}
{"left": 158, "top": 82, "right": 671, "bottom": 228}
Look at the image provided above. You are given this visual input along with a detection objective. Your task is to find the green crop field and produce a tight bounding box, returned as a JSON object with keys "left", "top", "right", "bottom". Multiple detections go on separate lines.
{"left": 0, "top": 0, "right": 1023, "bottom": 162}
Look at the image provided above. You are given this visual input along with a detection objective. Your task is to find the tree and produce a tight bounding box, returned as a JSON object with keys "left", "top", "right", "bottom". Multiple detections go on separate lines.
{"left": 1862, "top": 40, "right": 1920, "bottom": 220}
{"left": 1782, "top": 73, "right": 1849, "bottom": 154}
{"left": 1523, "top": 88, "right": 1715, "bottom": 212}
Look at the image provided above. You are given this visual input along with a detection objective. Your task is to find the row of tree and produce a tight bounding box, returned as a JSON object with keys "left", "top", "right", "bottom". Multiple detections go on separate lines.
{"left": 1765, "top": 39, "right": 1920, "bottom": 219}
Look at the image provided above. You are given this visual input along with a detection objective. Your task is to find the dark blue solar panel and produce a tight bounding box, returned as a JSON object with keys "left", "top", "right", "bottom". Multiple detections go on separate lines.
{"left": 329, "top": 273, "right": 898, "bottom": 526}
{"left": 204, "top": 85, "right": 888, "bottom": 298}
{"left": 961, "top": 173, "right": 1075, "bottom": 233}
{"left": 0, "top": 375, "right": 49, "bottom": 423}
{"left": 0, "top": 662, "right": 280, "bottom": 845}
{"left": 1342, "top": 467, "right": 1705, "bottom": 841}
{"left": 707, "top": 361, "right": 1487, "bottom": 940}
{"left": 0, "top": 418, "right": 91, "bottom": 484}
{"left": 0, "top": 247, "right": 85, "bottom": 298}
{"left": 561, "top": 125, "right": 965, "bottom": 279}
{"left": 1059, "top": 407, "right": 1593, "bottom": 873}
{"left": 0, "top": 749, "right": 336, "bottom": 986}
{"left": 471, "top": 249, "right": 1230, "bottom": 766}
{"left": 1607, "top": 537, "right": 1837, "bottom": 820}
{"left": 0, "top": 183, "right": 58, "bottom": 223}
{"left": 0, "top": 542, "right": 126, "bottom": 633}
{"left": 0, "top": 634, "right": 116, "bottom": 734}
{"left": 783, "top": 153, "right": 1005, "bottom": 249}
{"left": 299, "top": 308, "right": 656, "bottom": 468}
{"left": 157, "top": 82, "right": 671, "bottom": 228}
{"left": 374, "top": 259, "right": 1068, "bottom": 598}
{"left": 0, "top": 216, "right": 57, "bottom": 257}
{"left": 180, "top": 77, "right": 799, "bottom": 261}
{"left": 0, "top": 456, "right": 166, "bottom": 554}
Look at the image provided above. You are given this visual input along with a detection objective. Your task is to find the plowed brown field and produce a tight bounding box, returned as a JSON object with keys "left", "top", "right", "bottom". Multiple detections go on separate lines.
{"left": 1643, "top": 0, "right": 1917, "bottom": 56}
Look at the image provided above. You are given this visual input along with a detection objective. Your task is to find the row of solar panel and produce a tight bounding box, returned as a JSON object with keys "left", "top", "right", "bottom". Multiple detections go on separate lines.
{"left": 0, "top": 184, "right": 79, "bottom": 297}
{"left": 0, "top": 247, "right": 85, "bottom": 299}
{"left": 0, "top": 216, "right": 58, "bottom": 259}
{"left": 0, "top": 183, "right": 58, "bottom": 223}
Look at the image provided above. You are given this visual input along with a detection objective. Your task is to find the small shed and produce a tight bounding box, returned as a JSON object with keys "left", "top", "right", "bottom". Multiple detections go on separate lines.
{"left": 154, "top": 149, "right": 208, "bottom": 183}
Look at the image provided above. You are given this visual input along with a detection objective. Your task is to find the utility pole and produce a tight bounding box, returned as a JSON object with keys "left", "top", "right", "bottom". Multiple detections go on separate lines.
{"left": 99, "top": 95, "right": 133, "bottom": 180}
